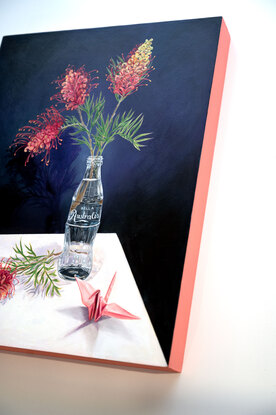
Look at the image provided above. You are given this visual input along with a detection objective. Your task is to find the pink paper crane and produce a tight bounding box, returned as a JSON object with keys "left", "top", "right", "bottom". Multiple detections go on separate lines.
{"left": 75, "top": 272, "right": 140, "bottom": 322}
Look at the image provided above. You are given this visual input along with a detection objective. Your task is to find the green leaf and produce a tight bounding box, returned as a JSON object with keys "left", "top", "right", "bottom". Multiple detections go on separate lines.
{"left": 46, "top": 284, "right": 51, "bottom": 296}
{"left": 112, "top": 111, "right": 152, "bottom": 150}
{"left": 10, "top": 241, "right": 62, "bottom": 297}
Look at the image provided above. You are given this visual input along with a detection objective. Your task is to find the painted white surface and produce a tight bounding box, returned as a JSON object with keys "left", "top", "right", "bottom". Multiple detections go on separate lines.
{"left": 0, "top": 234, "right": 166, "bottom": 367}
{"left": 0, "top": 1, "right": 276, "bottom": 414}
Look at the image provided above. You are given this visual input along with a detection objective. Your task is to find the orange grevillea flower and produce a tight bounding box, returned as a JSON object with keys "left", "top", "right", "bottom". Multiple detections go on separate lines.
{"left": 51, "top": 65, "right": 99, "bottom": 110}
{"left": 106, "top": 38, "right": 154, "bottom": 98}
{"left": 11, "top": 107, "right": 64, "bottom": 166}
{"left": 0, "top": 258, "right": 18, "bottom": 301}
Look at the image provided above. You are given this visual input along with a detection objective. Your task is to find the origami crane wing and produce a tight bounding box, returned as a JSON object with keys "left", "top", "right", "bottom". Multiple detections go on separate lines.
{"left": 75, "top": 277, "right": 100, "bottom": 320}
{"left": 75, "top": 277, "right": 98, "bottom": 307}
{"left": 102, "top": 303, "right": 140, "bottom": 320}
{"left": 102, "top": 273, "right": 139, "bottom": 319}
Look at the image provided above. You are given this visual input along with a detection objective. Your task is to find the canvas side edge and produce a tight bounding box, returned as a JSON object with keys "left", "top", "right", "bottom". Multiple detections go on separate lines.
{"left": 168, "top": 18, "right": 231, "bottom": 373}
{"left": 0, "top": 345, "right": 175, "bottom": 372}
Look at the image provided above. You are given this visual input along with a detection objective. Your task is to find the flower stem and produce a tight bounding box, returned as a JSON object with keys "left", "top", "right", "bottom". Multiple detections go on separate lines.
{"left": 109, "top": 97, "right": 124, "bottom": 125}
{"left": 71, "top": 107, "right": 96, "bottom": 211}
{"left": 77, "top": 108, "right": 94, "bottom": 157}
{"left": 77, "top": 107, "right": 85, "bottom": 126}
{"left": 97, "top": 96, "right": 125, "bottom": 155}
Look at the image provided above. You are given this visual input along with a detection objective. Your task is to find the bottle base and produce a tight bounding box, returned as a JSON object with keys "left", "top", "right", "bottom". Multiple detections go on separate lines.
{"left": 58, "top": 266, "right": 90, "bottom": 281}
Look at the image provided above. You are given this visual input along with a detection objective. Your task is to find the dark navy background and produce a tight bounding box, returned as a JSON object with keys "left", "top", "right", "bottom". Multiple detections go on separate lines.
{"left": 0, "top": 17, "right": 221, "bottom": 362}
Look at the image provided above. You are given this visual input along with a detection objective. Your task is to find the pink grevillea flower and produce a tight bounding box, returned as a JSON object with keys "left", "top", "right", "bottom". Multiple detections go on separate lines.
{"left": 51, "top": 65, "right": 99, "bottom": 110}
{"left": 0, "top": 258, "right": 18, "bottom": 301}
{"left": 106, "top": 38, "right": 154, "bottom": 98}
{"left": 11, "top": 107, "right": 64, "bottom": 166}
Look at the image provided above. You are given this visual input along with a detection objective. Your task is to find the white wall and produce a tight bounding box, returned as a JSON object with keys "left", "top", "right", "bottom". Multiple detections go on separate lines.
{"left": 1, "top": 1, "right": 276, "bottom": 414}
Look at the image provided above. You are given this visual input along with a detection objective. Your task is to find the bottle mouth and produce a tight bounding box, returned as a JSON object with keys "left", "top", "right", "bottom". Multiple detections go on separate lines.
{"left": 87, "top": 156, "right": 103, "bottom": 166}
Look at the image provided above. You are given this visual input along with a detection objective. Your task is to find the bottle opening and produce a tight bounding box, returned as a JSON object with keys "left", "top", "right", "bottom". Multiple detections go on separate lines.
{"left": 87, "top": 156, "right": 103, "bottom": 166}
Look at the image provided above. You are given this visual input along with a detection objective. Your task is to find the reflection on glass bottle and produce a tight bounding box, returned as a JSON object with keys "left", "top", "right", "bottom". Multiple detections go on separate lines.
{"left": 58, "top": 156, "right": 103, "bottom": 280}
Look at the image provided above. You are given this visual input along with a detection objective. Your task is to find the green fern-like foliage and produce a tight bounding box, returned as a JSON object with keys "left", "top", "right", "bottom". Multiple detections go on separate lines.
{"left": 111, "top": 110, "right": 152, "bottom": 150}
{"left": 62, "top": 93, "right": 106, "bottom": 152}
{"left": 94, "top": 109, "right": 152, "bottom": 154}
{"left": 10, "top": 240, "right": 61, "bottom": 297}
{"left": 61, "top": 92, "right": 152, "bottom": 155}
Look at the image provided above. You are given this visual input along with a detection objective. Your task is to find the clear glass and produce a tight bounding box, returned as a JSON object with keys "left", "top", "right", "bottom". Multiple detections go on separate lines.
{"left": 58, "top": 156, "right": 103, "bottom": 280}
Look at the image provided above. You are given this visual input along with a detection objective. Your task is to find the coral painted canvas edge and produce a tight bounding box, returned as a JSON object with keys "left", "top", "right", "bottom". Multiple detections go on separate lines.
{"left": 168, "top": 18, "right": 230, "bottom": 373}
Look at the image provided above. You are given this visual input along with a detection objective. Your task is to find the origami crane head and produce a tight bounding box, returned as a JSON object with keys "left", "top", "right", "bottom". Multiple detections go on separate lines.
{"left": 75, "top": 273, "right": 140, "bottom": 322}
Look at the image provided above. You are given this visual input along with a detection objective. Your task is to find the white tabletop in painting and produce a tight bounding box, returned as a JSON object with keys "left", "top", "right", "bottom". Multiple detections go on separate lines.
{"left": 0, "top": 234, "right": 166, "bottom": 367}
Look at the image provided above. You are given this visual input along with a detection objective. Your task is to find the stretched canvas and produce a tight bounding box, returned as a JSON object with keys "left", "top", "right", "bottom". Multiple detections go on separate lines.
{"left": 0, "top": 17, "right": 230, "bottom": 372}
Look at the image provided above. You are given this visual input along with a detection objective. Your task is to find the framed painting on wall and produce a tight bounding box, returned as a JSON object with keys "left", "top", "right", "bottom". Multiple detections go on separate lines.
{"left": 0, "top": 16, "right": 230, "bottom": 372}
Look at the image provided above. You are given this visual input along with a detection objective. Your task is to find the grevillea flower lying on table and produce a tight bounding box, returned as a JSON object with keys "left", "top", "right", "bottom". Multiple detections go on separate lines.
{"left": 10, "top": 39, "right": 155, "bottom": 165}
{"left": 0, "top": 258, "right": 18, "bottom": 301}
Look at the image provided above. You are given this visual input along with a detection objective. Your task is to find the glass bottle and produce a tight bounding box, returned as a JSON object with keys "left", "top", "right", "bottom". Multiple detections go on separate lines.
{"left": 58, "top": 156, "right": 103, "bottom": 280}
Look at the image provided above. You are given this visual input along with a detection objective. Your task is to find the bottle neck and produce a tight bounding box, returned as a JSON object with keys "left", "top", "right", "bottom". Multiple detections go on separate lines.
{"left": 84, "top": 156, "right": 103, "bottom": 180}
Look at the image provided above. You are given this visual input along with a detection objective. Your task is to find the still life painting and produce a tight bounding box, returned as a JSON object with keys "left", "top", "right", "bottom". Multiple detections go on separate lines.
{"left": 0, "top": 17, "right": 230, "bottom": 372}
